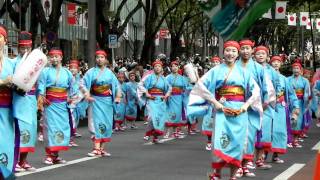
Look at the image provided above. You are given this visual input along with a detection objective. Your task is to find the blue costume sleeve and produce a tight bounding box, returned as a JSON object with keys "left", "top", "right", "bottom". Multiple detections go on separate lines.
{"left": 37, "top": 68, "right": 47, "bottom": 95}
{"left": 286, "top": 78, "right": 299, "bottom": 110}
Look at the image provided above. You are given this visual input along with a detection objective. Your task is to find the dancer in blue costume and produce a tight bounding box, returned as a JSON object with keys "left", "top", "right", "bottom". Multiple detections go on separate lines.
{"left": 125, "top": 71, "right": 139, "bottom": 129}
{"left": 114, "top": 72, "right": 126, "bottom": 131}
{"left": 269, "top": 55, "right": 299, "bottom": 163}
{"left": 38, "top": 48, "right": 74, "bottom": 165}
{"left": 139, "top": 59, "right": 171, "bottom": 143}
{"left": 164, "top": 61, "right": 188, "bottom": 139}
{"left": 236, "top": 40, "right": 268, "bottom": 177}
{"left": 202, "top": 56, "right": 221, "bottom": 151}
{"left": 253, "top": 46, "right": 278, "bottom": 169}
{"left": 192, "top": 41, "right": 259, "bottom": 180}
{"left": 301, "top": 69, "right": 312, "bottom": 138}
{"left": 0, "top": 25, "right": 17, "bottom": 180}
{"left": 83, "top": 49, "right": 121, "bottom": 157}
{"left": 13, "top": 32, "right": 37, "bottom": 172}
{"left": 68, "top": 59, "right": 87, "bottom": 147}
{"left": 287, "top": 61, "right": 310, "bottom": 148}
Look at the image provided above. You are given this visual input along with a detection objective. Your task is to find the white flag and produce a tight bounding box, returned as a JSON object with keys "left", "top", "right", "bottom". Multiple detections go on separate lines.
{"left": 287, "top": 13, "right": 296, "bottom": 26}
{"left": 316, "top": 19, "right": 320, "bottom": 30}
{"left": 180, "top": 35, "right": 185, "bottom": 47}
{"left": 83, "top": 10, "right": 88, "bottom": 28}
{"left": 262, "top": 8, "right": 272, "bottom": 19}
{"left": 275, "top": 1, "right": 287, "bottom": 19}
{"left": 42, "top": 0, "right": 52, "bottom": 20}
{"left": 155, "top": 32, "right": 160, "bottom": 46}
{"left": 300, "top": 12, "right": 309, "bottom": 26}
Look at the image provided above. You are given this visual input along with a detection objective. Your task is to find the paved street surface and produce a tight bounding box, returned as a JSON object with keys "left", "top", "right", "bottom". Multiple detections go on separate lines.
{"left": 15, "top": 120, "right": 320, "bottom": 180}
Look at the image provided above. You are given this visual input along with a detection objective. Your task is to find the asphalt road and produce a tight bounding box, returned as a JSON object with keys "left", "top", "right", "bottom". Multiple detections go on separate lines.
{"left": 15, "top": 119, "right": 320, "bottom": 180}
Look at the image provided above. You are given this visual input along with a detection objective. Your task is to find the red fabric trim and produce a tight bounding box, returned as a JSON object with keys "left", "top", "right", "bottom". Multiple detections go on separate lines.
{"left": 20, "top": 147, "right": 35, "bottom": 153}
{"left": 145, "top": 130, "right": 153, "bottom": 136}
{"left": 213, "top": 150, "right": 241, "bottom": 168}
{"left": 243, "top": 154, "right": 254, "bottom": 160}
{"left": 45, "top": 146, "right": 69, "bottom": 152}
{"left": 292, "top": 130, "right": 302, "bottom": 135}
{"left": 114, "top": 120, "right": 124, "bottom": 124}
{"left": 0, "top": 26, "right": 7, "bottom": 39}
{"left": 201, "top": 130, "right": 212, "bottom": 136}
{"left": 259, "top": 142, "right": 272, "bottom": 148}
{"left": 153, "top": 129, "right": 164, "bottom": 136}
{"left": 125, "top": 116, "right": 136, "bottom": 121}
{"left": 94, "top": 138, "right": 111, "bottom": 143}
{"left": 211, "top": 161, "right": 226, "bottom": 169}
{"left": 271, "top": 148, "right": 287, "bottom": 154}
{"left": 95, "top": 50, "right": 107, "bottom": 57}
{"left": 165, "top": 122, "right": 184, "bottom": 127}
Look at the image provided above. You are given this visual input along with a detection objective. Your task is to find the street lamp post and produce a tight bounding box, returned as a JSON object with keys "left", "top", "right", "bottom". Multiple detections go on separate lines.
{"left": 88, "top": 0, "right": 96, "bottom": 67}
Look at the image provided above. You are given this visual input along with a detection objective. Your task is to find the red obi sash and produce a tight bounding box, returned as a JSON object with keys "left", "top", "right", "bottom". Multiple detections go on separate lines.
{"left": 295, "top": 89, "right": 304, "bottom": 99}
{"left": 216, "top": 85, "right": 245, "bottom": 102}
{"left": 91, "top": 84, "right": 111, "bottom": 97}
{"left": 171, "top": 86, "right": 183, "bottom": 95}
{"left": 0, "top": 87, "right": 12, "bottom": 108}
{"left": 148, "top": 88, "right": 164, "bottom": 96}
{"left": 46, "top": 87, "right": 68, "bottom": 102}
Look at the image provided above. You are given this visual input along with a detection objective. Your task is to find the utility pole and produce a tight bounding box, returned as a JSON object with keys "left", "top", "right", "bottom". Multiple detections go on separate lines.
{"left": 88, "top": 0, "right": 96, "bottom": 67}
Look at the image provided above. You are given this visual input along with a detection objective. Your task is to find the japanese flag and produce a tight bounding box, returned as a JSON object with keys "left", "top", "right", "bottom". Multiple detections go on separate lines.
{"left": 300, "top": 12, "right": 309, "bottom": 26}
{"left": 316, "top": 19, "right": 320, "bottom": 30}
{"left": 275, "top": 1, "right": 287, "bottom": 19}
{"left": 306, "top": 18, "right": 314, "bottom": 30}
{"left": 287, "top": 13, "right": 297, "bottom": 26}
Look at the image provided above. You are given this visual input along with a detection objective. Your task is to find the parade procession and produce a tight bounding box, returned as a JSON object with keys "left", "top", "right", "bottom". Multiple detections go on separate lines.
{"left": 1, "top": 0, "right": 320, "bottom": 180}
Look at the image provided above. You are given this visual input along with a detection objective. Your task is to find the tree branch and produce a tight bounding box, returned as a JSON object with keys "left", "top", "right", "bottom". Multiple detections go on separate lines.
{"left": 117, "top": 0, "right": 143, "bottom": 36}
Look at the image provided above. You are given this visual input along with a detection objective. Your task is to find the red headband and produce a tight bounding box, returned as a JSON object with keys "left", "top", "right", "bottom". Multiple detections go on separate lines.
{"left": 152, "top": 59, "right": 163, "bottom": 67}
{"left": 96, "top": 50, "right": 107, "bottom": 57}
{"left": 19, "top": 40, "right": 32, "bottom": 47}
{"left": 292, "top": 62, "right": 302, "bottom": 69}
{"left": 49, "top": 49, "right": 63, "bottom": 56}
{"left": 224, "top": 40, "right": 240, "bottom": 50}
{"left": 170, "top": 61, "right": 179, "bottom": 66}
{"left": 269, "top": 56, "right": 283, "bottom": 64}
{"left": 69, "top": 60, "right": 80, "bottom": 69}
{"left": 254, "top": 46, "right": 269, "bottom": 54}
{"left": 211, "top": 56, "right": 221, "bottom": 63}
{"left": 239, "top": 39, "right": 255, "bottom": 47}
{"left": 0, "top": 26, "right": 7, "bottom": 39}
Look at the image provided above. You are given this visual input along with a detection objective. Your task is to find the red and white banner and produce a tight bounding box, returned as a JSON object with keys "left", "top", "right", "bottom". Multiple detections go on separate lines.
{"left": 67, "top": 3, "right": 76, "bottom": 25}
{"left": 275, "top": 1, "right": 287, "bottom": 19}
{"left": 287, "top": 13, "right": 296, "bottom": 26}
{"left": 316, "top": 19, "right": 320, "bottom": 30}
{"left": 262, "top": 8, "right": 272, "bottom": 19}
{"left": 180, "top": 35, "right": 185, "bottom": 47}
{"left": 300, "top": 12, "right": 309, "bottom": 26}
{"left": 306, "top": 18, "right": 314, "bottom": 30}
{"left": 159, "top": 29, "right": 168, "bottom": 39}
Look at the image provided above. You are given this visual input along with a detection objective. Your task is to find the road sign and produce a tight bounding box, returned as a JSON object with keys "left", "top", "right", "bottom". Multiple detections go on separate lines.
{"left": 108, "top": 34, "right": 118, "bottom": 48}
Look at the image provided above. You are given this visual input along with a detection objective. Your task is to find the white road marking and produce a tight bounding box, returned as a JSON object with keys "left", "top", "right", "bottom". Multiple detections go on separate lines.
{"left": 273, "top": 163, "right": 305, "bottom": 180}
{"left": 312, "top": 141, "right": 320, "bottom": 150}
{"left": 15, "top": 157, "right": 99, "bottom": 177}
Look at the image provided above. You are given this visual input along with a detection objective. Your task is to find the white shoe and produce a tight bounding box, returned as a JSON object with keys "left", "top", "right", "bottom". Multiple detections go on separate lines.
{"left": 235, "top": 168, "right": 243, "bottom": 178}
{"left": 143, "top": 136, "right": 150, "bottom": 141}
{"left": 143, "top": 122, "right": 148, "bottom": 125}
{"left": 205, "top": 143, "right": 212, "bottom": 151}
{"left": 38, "top": 134, "right": 44, "bottom": 142}
{"left": 15, "top": 164, "right": 26, "bottom": 172}
{"left": 246, "top": 161, "right": 256, "bottom": 169}
{"left": 316, "top": 122, "right": 320, "bottom": 127}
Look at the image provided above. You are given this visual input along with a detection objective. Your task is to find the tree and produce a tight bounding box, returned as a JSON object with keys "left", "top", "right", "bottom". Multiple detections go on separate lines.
{"left": 96, "top": 0, "right": 143, "bottom": 53}
{"left": 161, "top": 0, "right": 203, "bottom": 60}
{"left": 140, "top": 0, "right": 184, "bottom": 65}
{"left": 0, "top": 0, "right": 31, "bottom": 30}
